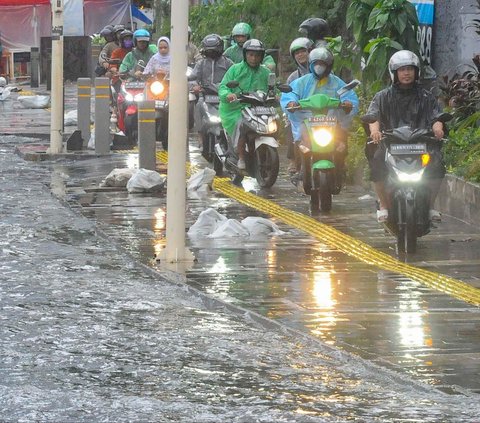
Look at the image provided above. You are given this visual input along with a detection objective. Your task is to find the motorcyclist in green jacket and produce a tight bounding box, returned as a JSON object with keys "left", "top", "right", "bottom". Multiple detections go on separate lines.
{"left": 219, "top": 39, "right": 272, "bottom": 170}
{"left": 119, "top": 29, "right": 157, "bottom": 79}
{"left": 224, "top": 22, "right": 276, "bottom": 73}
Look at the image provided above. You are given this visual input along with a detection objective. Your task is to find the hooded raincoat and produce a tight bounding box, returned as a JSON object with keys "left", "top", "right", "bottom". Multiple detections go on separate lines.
{"left": 280, "top": 73, "right": 359, "bottom": 142}
{"left": 224, "top": 43, "right": 276, "bottom": 72}
{"left": 218, "top": 61, "right": 271, "bottom": 137}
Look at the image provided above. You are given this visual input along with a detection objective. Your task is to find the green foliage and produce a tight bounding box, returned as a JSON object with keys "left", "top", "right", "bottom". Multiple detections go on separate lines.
{"left": 444, "top": 127, "right": 480, "bottom": 182}
{"left": 189, "top": 0, "right": 348, "bottom": 52}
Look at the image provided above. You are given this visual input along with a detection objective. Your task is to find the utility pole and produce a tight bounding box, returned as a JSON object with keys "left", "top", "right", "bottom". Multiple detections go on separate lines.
{"left": 158, "top": 0, "right": 194, "bottom": 266}
{"left": 48, "top": 0, "right": 64, "bottom": 154}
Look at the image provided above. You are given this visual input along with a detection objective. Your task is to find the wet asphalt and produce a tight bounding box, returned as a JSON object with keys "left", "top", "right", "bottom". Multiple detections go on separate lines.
{"left": 1, "top": 83, "right": 480, "bottom": 421}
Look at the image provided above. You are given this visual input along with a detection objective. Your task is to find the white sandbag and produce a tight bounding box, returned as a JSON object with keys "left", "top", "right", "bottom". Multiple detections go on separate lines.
{"left": 187, "top": 167, "right": 216, "bottom": 191}
{"left": 18, "top": 95, "right": 50, "bottom": 109}
{"left": 126, "top": 168, "right": 166, "bottom": 193}
{"left": 208, "top": 219, "right": 250, "bottom": 238}
{"left": 241, "top": 216, "right": 286, "bottom": 236}
{"left": 188, "top": 208, "right": 228, "bottom": 236}
{"left": 64, "top": 109, "right": 78, "bottom": 126}
{"left": 101, "top": 168, "right": 135, "bottom": 187}
{"left": 0, "top": 87, "right": 12, "bottom": 101}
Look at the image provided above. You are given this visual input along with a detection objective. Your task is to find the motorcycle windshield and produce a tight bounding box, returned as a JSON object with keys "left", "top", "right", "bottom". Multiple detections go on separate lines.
{"left": 298, "top": 94, "right": 340, "bottom": 111}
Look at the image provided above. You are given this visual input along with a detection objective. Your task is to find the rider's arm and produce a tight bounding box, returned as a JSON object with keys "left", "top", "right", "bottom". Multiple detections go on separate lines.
{"left": 119, "top": 52, "right": 134, "bottom": 74}
{"left": 369, "top": 121, "right": 382, "bottom": 143}
{"left": 432, "top": 121, "right": 444, "bottom": 139}
{"left": 218, "top": 65, "right": 237, "bottom": 103}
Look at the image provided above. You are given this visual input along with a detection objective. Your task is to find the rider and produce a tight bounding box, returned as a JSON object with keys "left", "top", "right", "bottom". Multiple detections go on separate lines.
{"left": 107, "top": 30, "right": 134, "bottom": 90}
{"left": 298, "top": 17, "right": 330, "bottom": 48}
{"left": 285, "top": 37, "right": 314, "bottom": 173}
{"left": 190, "top": 34, "right": 234, "bottom": 153}
{"left": 143, "top": 36, "right": 171, "bottom": 77}
{"left": 224, "top": 22, "right": 276, "bottom": 73}
{"left": 119, "top": 29, "right": 157, "bottom": 79}
{"left": 187, "top": 26, "right": 202, "bottom": 66}
{"left": 219, "top": 39, "right": 272, "bottom": 171}
{"left": 280, "top": 47, "right": 359, "bottom": 182}
{"left": 97, "top": 25, "right": 117, "bottom": 73}
{"left": 365, "top": 50, "right": 446, "bottom": 223}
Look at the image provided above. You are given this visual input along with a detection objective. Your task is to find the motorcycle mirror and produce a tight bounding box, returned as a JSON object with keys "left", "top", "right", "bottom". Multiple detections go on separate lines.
{"left": 267, "top": 73, "right": 276, "bottom": 87}
{"left": 336, "top": 79, "right": 361, "bottom": 97}
{"left": 137, "top": 60, "right": 146, "bottom": 69}
{"left": 436, "top": 112, "right": 453, "bottom": 123}
{"left": 226, "top": 80, "right": 239, "bottom": 89}
{"left": 277, "top": 84, "right": 292, "bottom": 93}
{"left": 361, "top": 114, "right": 377, "bottom": 124}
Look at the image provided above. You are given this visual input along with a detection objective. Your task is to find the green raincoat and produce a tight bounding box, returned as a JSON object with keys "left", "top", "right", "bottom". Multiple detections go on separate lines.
{"left": 218, "top": 61, "right": 271, "bottom": 136}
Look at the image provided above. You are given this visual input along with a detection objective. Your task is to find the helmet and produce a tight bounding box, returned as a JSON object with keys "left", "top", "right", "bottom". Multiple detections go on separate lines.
{"left": 308, "top": 47, "right": 334, "bottom": 79}
{"left": 242, "top": 38, "right": 265, "bottom": 63}
{"left": 289, "top": 37, "right": 313, "bottom": 59}
{"left": 388, "top": 50, "right": 420, "bottom": 83}
{"left": 200, "top": 34, "right": 224, "bottom": 57}
{"left": 99, "top": 25, "right": 114, "bottom": 38}
{"left": 133, "top": 28, "right": 151, "bottom": 46}
{"left": 0, "top": 77, "right": 6, "bottom": 87}
{"left": 119, "top": 29, "right": 133, "bottom": 41}
{"left": 113, "top": 24, "right": 125, "bottom": 34}
{"left": 298, "top": 18, "right": 329, "bottom": 41}
{"left": 232, "top": 22, "right": 252, "bottom": 38}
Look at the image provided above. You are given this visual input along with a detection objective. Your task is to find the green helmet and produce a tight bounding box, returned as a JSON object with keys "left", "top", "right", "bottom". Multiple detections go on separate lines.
{"left": 232, "top": 22, "right": 252, "bottom": 38}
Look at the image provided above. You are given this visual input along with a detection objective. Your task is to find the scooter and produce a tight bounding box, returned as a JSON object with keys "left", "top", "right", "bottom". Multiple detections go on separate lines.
{"left": 362, "top": 114, "right": 451, "bottom": 253}
{"left": 117, "top": 60, "right": 146, "bottom": 147}
{"left": 286, "top": 80, "right": 360, "bottom": 213}
{"left": 216, "top": 75, "right": 292, "bottom": 188}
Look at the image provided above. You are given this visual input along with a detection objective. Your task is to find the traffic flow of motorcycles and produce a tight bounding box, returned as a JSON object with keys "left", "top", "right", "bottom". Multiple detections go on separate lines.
{"left": 95, "top": 20, "right": 448, "bottom": 254}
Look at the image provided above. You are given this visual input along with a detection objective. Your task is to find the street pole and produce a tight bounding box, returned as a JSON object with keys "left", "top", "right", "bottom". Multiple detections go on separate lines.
{"left": 48, "top": 0, "right": 64, "bottom": 154}
{"left": 158, "top": 0, "right": 194, "bottom": 265}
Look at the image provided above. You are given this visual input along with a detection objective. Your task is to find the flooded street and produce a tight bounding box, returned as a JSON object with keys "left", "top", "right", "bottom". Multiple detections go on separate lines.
{"left": 1, "top": 136, "right": 480, "bottom": 421}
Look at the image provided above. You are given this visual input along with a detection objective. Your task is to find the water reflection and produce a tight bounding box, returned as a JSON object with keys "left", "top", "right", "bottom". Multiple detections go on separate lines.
{"left": 309, "top": 271, "right": 338, "bottom": 342}
{"left": 398, "top": 284, "right": 429, "bottom": 349}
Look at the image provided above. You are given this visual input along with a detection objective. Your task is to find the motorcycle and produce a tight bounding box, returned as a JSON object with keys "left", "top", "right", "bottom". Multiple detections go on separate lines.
{"left": 362, "top": 114, "right": 451, "bottom": 253}
{"left": 117, "top": 60, "right": 146, "bottom": 147}
{"left": 144, "top": 70, "right": 170, "bottom": 150}
{"left": 217, "top": 75, "right": 292, "bottom": 188}
{"left": 286, "top": 79, "right": 360, "bottom": 213}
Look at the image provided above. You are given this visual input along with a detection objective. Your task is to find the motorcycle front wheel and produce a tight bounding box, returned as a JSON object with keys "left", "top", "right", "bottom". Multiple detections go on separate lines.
{"left": 125, "top": 114, "right": 138, "bottom": 148}
{"left": 397, "top": 198, "right": 417, "bottom": 253}
{"left": 319, "top": 172, "right": 333, "bottom": 212}
{"left": 255, "top": 145, "right": 279, "bottom": 188}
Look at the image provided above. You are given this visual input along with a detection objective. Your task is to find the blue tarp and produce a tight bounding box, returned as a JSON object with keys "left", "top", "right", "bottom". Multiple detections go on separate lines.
{"left": 409, "top": 0, "right": 434, "bottom": 25}
{"left": 131, "top": 4, "right": 152, "bottom": 25}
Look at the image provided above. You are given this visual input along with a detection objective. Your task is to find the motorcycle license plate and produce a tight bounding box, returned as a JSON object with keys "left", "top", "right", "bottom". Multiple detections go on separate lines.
{"left": 125, "top": 81, "right": 145, "bottom": 89}
{"left": 307, "top": 116, "right": 336, "bottom": 126}
{"left": 390, "top": 143, "right": 427, "bottom": 155}
{"left": 155, "top": 100, "right": 167, "bottom": 108}
{"left": 204, "top": 95, "right": 219, "bottom": 103}
{"left": 254, "top": 106, "right": 275, "bottom": 115}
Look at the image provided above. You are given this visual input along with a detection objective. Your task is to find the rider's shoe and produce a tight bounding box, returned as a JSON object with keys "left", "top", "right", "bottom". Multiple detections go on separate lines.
{"left": 237, "top": 158, "right": 246, "bottom": 170}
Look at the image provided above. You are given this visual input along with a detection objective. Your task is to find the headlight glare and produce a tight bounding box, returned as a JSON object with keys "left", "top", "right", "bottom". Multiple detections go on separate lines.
{"left": 313, "top": 128, "right": 333, "bottom": 147}
{"left": 150, "top": 81, "right": 164, "bottom": 96}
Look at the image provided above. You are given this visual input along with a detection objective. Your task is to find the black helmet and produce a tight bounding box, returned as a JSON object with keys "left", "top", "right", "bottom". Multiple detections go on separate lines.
{"left": 298, "top": 18, "right": 329, "bottom": 41}
{"left": 201, "top": 34, "right": 224, "bottom": 57}
{"left": 242, "top": 39, "right": 265, "bottom": 62}
{"left": 99, "top": 25, "right": 114, "bottom": 38}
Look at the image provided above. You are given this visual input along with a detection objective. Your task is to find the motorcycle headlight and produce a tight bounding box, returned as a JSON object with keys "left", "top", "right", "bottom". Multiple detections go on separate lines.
{"left": 313, "top": 128, "right": 333, "bottom": 147}
{"left": 125, "top": 93, "right": 134, "bottom": 102}
{"left": 150, "top": 81, "right": 165, "bottom": 96}
{"left": 395, "top": 168, "right": 425, "bottom": 182}
{"left": 267, "top": 121, "right": 277, "bottom": 133}
{"left": 209, "top": 115, "right": 221, "bottom": 123}
{"left": 134, "top": 93, "right": 144, "bottom": 102}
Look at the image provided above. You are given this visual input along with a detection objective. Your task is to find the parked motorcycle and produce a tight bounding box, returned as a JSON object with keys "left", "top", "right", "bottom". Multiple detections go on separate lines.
{"left": 217, "top": 75, "right": 291, "bottom": 187}
{"left": 362, "top": 114, "right": 451, "bottom": 253}
{"left": 286, "top": 80, "right": 360, "bottom": 213}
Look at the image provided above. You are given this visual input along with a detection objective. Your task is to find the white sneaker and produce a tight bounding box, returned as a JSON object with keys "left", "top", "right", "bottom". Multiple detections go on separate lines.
{"left": 237, "top": 158, "right": 246, "bottom": 170}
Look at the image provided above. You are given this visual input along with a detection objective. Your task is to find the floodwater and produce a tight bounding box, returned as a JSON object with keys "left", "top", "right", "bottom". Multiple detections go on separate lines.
{"left": 1, "top": 136, "right": 480, "bottom": 421}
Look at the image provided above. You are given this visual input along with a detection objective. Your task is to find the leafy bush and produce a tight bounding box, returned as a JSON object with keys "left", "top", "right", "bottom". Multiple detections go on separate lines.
{"left": 444, "top": 127, "right": 480, "bottom": 182}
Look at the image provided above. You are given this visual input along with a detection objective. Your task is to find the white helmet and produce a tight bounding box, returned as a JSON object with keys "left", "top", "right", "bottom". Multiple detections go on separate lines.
{"left": 0, "top": 77, "right": 7, "bottom": 87}
{"left": 388, "top": 50, "right": 420, "bottom": 83}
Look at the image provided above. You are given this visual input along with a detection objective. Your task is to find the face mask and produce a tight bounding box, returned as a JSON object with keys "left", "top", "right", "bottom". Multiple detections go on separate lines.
{"left": 123, "top": 40, "right": 133, "bottom": 49}
{"left": 314, "top": 64, "right": 326, "bottom": 78}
